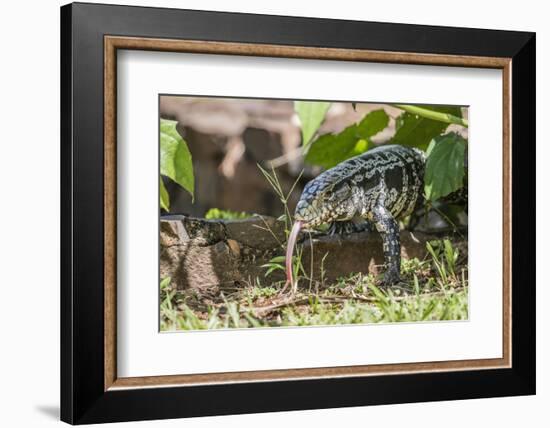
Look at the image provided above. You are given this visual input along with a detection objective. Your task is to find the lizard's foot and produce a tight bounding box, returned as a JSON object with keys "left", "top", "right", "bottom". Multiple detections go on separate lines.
{"left": 381, "top": 269, "right": 401, "bottom": 286}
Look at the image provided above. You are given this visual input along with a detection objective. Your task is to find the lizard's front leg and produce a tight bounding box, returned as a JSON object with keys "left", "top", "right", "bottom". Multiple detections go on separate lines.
{"left": 371, "top": 205, "right": 401, "bottom": 284}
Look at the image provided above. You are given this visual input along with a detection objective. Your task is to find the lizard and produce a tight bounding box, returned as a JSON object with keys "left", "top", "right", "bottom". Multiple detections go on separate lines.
{"left": 286, "top": 144, "right": 426, "bottom": 286}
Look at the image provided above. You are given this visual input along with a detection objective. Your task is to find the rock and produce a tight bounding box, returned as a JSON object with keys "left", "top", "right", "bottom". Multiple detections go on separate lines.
{"left": 160, "top": 217, "right": 189, "bottom": 246}
{"left": 160, "top": 216, "right": 286, "bottom": 289}
{"left": 299, "top": 231, "right": 432, "bottom": 282}
{"left": 224, "top": 216, "right": 286, "bottom": 250}
{"left": 160, "top": 215, "right": 456, "bottom": 290}
{"left": 160, "top": 214, "right": 226, "bottom": 245}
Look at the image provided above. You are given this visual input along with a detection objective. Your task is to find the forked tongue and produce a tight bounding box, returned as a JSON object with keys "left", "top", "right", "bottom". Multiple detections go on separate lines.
{"left": 285, "top": 221, "right": 303, "bottom": 290}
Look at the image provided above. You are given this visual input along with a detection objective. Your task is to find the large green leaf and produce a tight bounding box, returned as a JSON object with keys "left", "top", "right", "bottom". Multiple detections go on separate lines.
{"left": 294, "top": 101, "right": 331, "bottom": 146}
{"left": 160, "top": 177, "right": 170, "bottom": 211}
{"left": 160, "top": 119, "right": 194, "bottom": 199}
{"left": 305, "top": 109, "right": 389, "bottom": 169}
{"left": 390, "top": 105, "right": 462, "bottom": 151}
{"left": 356, "top": 109, "right": 389, "bottom": 137}
{"left": 305, "top": 126, "right": 362, "bottom": 169}
{"left": 424, "top": 132, "right": 467, "bottom": 201}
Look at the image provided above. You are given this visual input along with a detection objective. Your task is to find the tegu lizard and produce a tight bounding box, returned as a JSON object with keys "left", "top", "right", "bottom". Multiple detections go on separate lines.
{"left": 286, "top": 144, "right": 426, "bottom": 286}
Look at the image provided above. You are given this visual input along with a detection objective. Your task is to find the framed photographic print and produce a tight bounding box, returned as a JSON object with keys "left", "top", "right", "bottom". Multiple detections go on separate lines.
{"left": 60, "top": 2, "right": 536, "bottom": 424}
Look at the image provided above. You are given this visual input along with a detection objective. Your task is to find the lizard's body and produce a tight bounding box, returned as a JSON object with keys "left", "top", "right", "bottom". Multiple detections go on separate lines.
{"left": 294, "top": 144, "right": 426, "bottom": 284}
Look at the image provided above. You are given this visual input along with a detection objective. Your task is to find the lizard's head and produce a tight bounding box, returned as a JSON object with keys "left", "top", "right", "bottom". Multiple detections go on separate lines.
{"left": 294, "top": 178, "right": 353, "bottom": 229}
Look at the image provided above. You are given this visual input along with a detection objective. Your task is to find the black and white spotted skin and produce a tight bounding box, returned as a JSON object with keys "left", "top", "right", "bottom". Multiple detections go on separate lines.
{"left": 294, "top": 144, "right": 425, "bottom": 284}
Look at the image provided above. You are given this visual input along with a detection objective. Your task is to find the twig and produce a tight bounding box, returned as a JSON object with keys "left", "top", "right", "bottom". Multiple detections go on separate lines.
{"left": 393, "top": 104, "right": 469, "bottom": 128}
{"left": 252, "top": 215, "right": 284, "bottom": 248}
{"left": 431, "top": 205, "right": 466, "bottom": 240}
{"left": 245, "top": 296, "right": 310, "bottom": 314}
{"left": 265, "top": 146, "right": 304, "bottom": 169}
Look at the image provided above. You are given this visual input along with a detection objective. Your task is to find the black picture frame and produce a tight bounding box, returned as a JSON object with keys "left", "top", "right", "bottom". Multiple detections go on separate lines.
{"left": 61, "top": 2, "right": 535, "bottom": 424}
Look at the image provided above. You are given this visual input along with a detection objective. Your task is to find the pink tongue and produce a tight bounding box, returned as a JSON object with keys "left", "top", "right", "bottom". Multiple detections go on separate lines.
{"left": 285, "top": 221, "right": 303, "bottom": 289}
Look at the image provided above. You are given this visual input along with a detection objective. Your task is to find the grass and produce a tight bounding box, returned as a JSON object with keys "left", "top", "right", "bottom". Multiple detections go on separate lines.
{"left": 160, "top": 238, "right": 468, "bottom": 331}
{"left": 160, "top": 166, "right": 468, "bottom": 331}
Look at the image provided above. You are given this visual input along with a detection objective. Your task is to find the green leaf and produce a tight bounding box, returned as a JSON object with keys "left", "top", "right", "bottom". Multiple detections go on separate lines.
{"left": 160, "top": 177, "right": 170, "bottom": 212}
{"left": 294, "top": 101, "right": 331, "bottom": 146}
{"left": 305, "top": 109, "right": 389, "bottom": 169}
{"left": 160, "top": 119, "right": 194, "bottom": 198}
{"left": 390, "top": 105, "right": 462, "bottom": 151}
{"left": 262, "top": 264, "right": 285, "bottom": 277}
{"left": 305, "top": 125, "right": 362, "bottom": 169}
{"left": 355, "top": 109, "right": 389, "bottom": 138}
{"left": 424, "top": 132, "right": 467, "bottom": 201}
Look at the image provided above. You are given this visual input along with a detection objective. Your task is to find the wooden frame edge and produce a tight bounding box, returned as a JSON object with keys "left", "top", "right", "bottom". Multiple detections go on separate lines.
{"left": 103, "top": 35, "right": 513, "bottom": 391}
{"left": 106, "top": 35, "right": 511, "bottom": 68}
{"left": 502, "top": 61, "right": 513, "bottom": 369}
{"left": 104, "top": 36, "right": 117, "bottom": 390}
{"left": 109, "top": 357, "right": 508, "bottom": 390}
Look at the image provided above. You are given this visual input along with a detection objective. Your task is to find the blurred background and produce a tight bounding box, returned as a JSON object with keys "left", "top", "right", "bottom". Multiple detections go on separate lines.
{"left": 159, "top": 96, "right": 445, "bottom": 218}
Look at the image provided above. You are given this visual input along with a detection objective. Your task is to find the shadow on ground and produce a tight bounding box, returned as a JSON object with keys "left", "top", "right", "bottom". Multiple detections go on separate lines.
{"left": 35, "top": 405, "right": 59, "bottom": 420}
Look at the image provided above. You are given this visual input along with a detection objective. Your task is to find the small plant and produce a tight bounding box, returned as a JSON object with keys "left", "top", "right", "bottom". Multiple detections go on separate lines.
{"left": 159, "top": 277, "right": 178, "bottom": 331}
{"left": 256, "top": 164, "right": 303, "bottom": 234}
{"left": 204, "top": 208, "right": 251, "bottom": 220}
{"left": 426, "top": 239, "right": 461, "bottom": 284}
{"left": 257, "top": 164, "right": 309, "bottom": 294}
{"left": 261, "top": 255, "right": 286, "bottom": 277}
{"left": 246, "top": 285, "right": 279, "bottom": 299}
{"left": 261, "top": 247, "right": 308, "bottom": 291}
